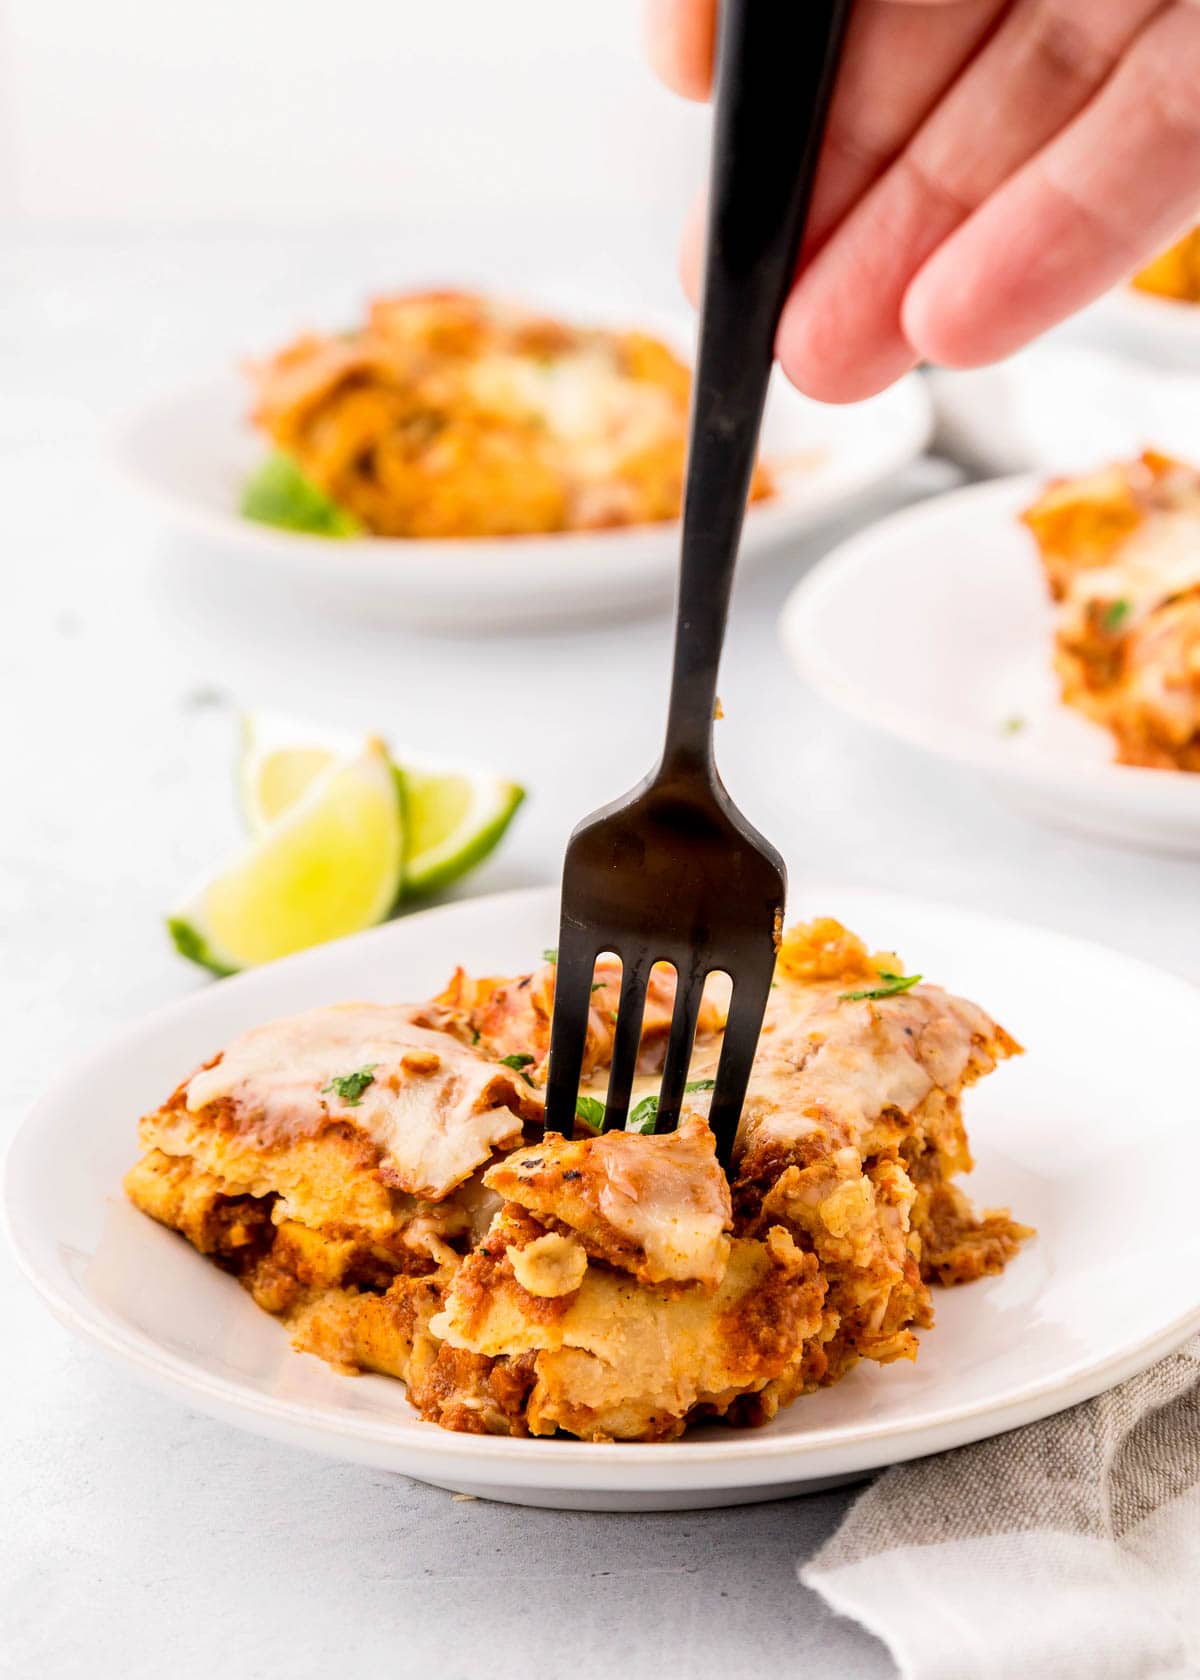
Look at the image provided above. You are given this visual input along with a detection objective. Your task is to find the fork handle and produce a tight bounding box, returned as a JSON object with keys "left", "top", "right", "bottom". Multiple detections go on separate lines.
{"left": 662, "top": 0, "right": 852, "bottom": 774}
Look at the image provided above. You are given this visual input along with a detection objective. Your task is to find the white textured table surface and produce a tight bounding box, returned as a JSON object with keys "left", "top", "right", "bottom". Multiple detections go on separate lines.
{"left": 5, "top": 235, "right": 1199, "bottom": 1680}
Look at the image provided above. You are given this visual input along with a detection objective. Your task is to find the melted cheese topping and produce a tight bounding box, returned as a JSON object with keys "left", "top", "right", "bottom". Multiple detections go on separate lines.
{"left": 466, "top": 347, "right": 680, "bottom": 483}
{"left": 485, "top": 1116, "right": 732, "bottom": 1287}
{"left": 185, "top": 1003, "right": 536, "bottom": 1200}
{"left": 564, "top": 976, "right": 1003, "bottom": 1168}
{"left": 736, "top": 978, "right": 1007, "bottom": 1158}
{"left": 1068, "top": 510, "right": 1200, "bottom": 624}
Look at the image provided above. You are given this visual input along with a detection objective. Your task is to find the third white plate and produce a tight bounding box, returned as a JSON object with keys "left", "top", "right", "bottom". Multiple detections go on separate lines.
{"left": 781, "top": 477, "right": 1200, "bottom": 854}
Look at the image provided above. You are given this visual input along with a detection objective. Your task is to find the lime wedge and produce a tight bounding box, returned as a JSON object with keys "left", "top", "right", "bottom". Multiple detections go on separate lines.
{"left": 400, "top": 762, "right": 525, "bottom": 896}
{"left": 239, "top": 712, "right": 362, "bottom": 834}
{"left": 169, "top": 739, "right": 404, "bottom": 974}
{"left": 238, "top": 712, "right": 523, "bottom": 899}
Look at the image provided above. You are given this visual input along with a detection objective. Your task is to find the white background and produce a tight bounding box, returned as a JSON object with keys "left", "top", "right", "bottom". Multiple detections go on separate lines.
{"left": 0, "top": 0, "right": 703, "bottom": 230}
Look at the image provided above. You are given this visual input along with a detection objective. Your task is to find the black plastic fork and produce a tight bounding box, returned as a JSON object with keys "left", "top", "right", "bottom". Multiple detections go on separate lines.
{"left": 543, "top": 0, "right": 852, "bottom": 1167}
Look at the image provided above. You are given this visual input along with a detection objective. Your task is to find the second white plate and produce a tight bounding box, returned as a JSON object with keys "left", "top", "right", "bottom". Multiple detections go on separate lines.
{"left": 112, "top": 351, "right": 930, "bottom": 631}
{"left": 781, "top": 477, "right": 1200, "bottom": 854}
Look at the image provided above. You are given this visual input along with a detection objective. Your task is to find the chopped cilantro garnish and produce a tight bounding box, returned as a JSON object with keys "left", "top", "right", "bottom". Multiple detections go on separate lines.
{"left": 471, "top": 1028, "right": 481, "bottom": 1046}
{"left": 840, "top": 971, "right": 922, "bottom": 1002}
{"left": 499, "top": 1053, "right": 535, "bottom": 1071}
{"left": 1001, "top": 715, "right": 1026, "bottom": 736}
{"left": 617, "top": 1078, "right": 716, "bottom": 1135}
{"left": 591, "top": 982, "right": 605, "bottom": 992}
{"left": 321, "top": 1065, "right": 378, "bottom": 1106}
{"left": 627, "top": 1095, "right": 659, "bottom": 1134}
{"left": 1102, "top": 598, "right": 1131, "bottom": 632}
{"left": 575, "top": 1095, "right": 605, "bottom": 1130}
{"left": 542, "top": 948, "right": 558, "bottom": 964}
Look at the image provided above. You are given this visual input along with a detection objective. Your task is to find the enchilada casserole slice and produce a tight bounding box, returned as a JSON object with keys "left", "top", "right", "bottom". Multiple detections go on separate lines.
{"left": 126, "top": 917, "right": 1030, "bottom": 1442}
{"left": 1022, "top": 452, "right": 1200, "bottom": 770}
{"left": 247, "top": 290, "right": 771, "bottom": 539}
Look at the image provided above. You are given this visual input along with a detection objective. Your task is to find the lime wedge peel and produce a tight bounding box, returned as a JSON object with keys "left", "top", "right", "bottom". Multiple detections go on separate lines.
{"left": 398, "top": 761, "right": 524, "bottom": 897}
{"left": 169, "top": 739, "right": 405, "bottom": 976}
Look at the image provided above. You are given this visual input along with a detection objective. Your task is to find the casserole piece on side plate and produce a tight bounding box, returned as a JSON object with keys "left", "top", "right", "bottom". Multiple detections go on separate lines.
{"left": 1023, "top": 451, "right": 1200, "bottom": 771}
{"left": 245, "top": 291, "right": 771, "bottom": 539}
{"left": 126, "top": 918, "right": 1030, "bottom": 1442}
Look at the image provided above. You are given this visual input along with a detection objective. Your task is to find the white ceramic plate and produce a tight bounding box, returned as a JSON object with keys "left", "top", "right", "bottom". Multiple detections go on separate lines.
{"left": 1081, "top": 285, "right": 1200, "bottom": 373}
{"left": 926, "top": 346, "right": 1200, "bottom": 480}
{"left": 7, "top": 882, "right": 1200, "bottom": 1510}
{"left": 111, "top": 340, "right": 930, "bottom": 631}
{"left": 781, "top": 478, "right": 1200, "bottom": 854}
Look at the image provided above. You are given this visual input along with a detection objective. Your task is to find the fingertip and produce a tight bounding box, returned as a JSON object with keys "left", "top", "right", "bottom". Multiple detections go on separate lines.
{"left": 643, "top": 0, "right": 716, "bottom": 101}
{"left": 898, "top": 277, "right": 948, "bottom": 366}
{"left": 776, "top": 286, "right": 919, "bottom": 403}
{"left": 901, "top": 254, "right": 1020, "bottom": 370}
{"left": 775, "top": 340, "right": 920, "bottom": 404}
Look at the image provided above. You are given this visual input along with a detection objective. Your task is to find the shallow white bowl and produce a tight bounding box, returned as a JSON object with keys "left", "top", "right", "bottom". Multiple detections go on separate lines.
{"left": 781, "top": 478, "right": 1200, "bottom": 855}
{"left": 111, "top": 351, "right": 930, "bottom": 630}
{"left": 7, "top": 882, "right": 1200, "bottom": 1510}
{"left": 927, "top": 345, "right": 1200, "bottom": 480}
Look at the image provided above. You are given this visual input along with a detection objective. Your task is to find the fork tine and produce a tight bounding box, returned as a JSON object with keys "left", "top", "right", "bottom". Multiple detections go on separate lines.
{"left": 655, "top": 962, "right": 708, "bottom": 1134}
{"left": 601, "top": 950, "right": 652, "bottom": 1132}
{"left": 706, "top": 969, "right": 773, "bottom": 1168}
{"left": 543, "top": 928, "right": 599, "bottom": 1136}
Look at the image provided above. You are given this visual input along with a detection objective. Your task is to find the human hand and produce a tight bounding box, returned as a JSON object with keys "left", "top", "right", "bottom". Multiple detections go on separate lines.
{"left": 646, "top": 0, "right": 1200, "bottom": 400}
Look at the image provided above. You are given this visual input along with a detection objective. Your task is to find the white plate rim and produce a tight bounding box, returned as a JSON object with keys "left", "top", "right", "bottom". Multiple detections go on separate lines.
{"left": 6, "top": 882, "right": 1200, "bottom": 1490}
{"left": 779, "top": 474, "right": 1200, "bottom": 805}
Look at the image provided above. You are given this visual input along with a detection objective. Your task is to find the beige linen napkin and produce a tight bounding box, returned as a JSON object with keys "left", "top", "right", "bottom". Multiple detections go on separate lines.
{"left": 803, "top": 1337, "right": 1200, "bottom": 1680}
